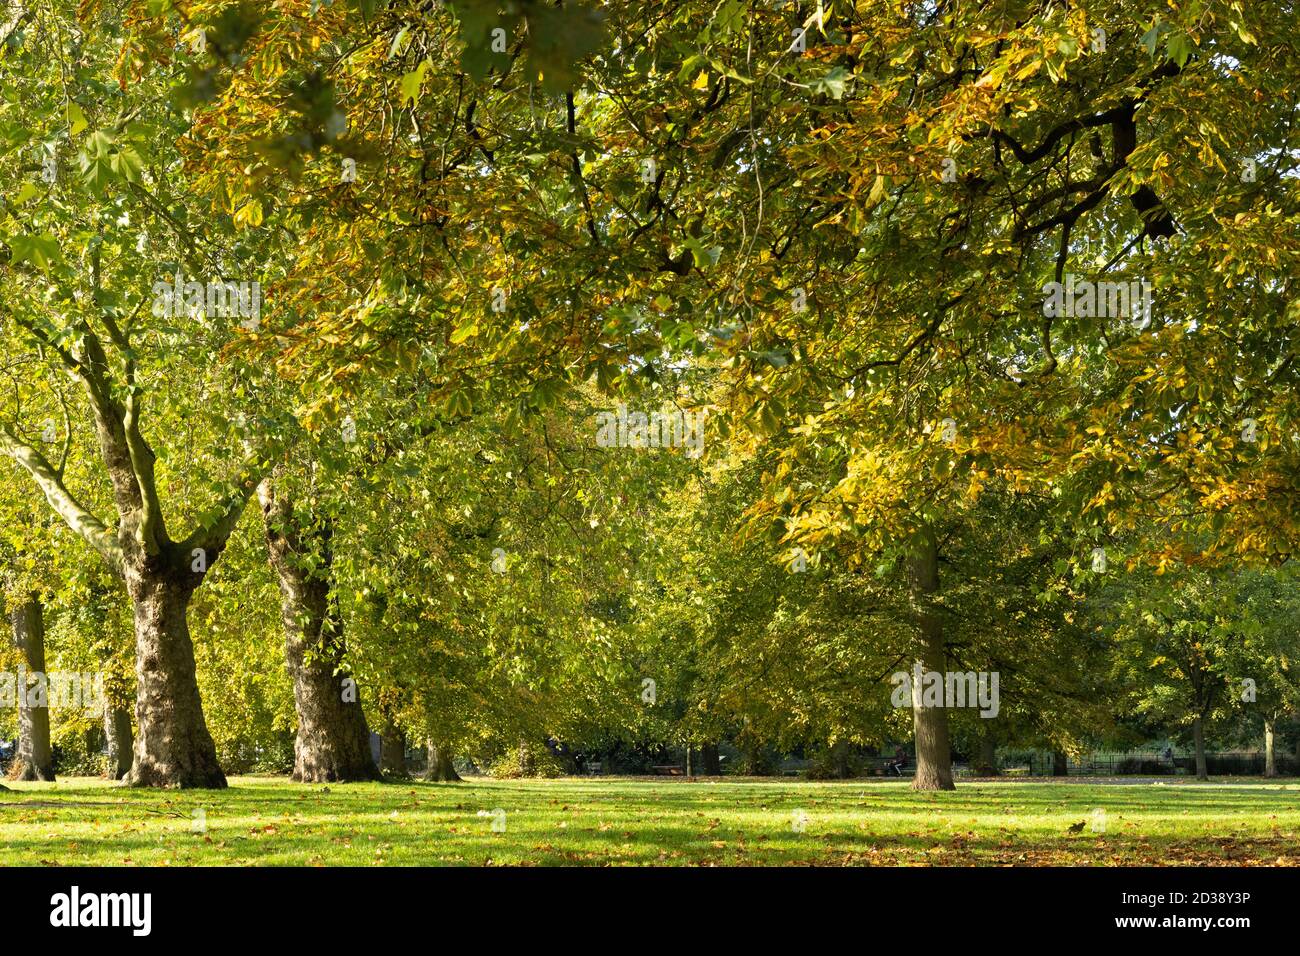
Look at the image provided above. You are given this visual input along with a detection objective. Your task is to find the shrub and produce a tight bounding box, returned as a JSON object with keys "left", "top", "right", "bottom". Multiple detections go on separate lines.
{"left": 488, "top": 744, "right": 567, "bottom": 779}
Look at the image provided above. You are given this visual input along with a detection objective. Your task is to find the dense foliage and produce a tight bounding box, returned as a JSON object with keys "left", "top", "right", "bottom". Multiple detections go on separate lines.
{"left": 1, "top": 0, "right": 1297, "bottom": 788}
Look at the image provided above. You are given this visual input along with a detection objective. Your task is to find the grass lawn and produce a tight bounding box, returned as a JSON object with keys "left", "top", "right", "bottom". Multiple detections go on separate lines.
{"left": 2, "top": 775, "right": 1298, "bottom": 866}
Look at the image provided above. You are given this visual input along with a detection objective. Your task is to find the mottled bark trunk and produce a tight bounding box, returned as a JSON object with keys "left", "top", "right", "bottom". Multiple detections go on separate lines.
{"left": 1264, "top": 720, "right": 1277, "bottom": 778}
{"left": 424, "top": 740, "right": 461, "bottom": 782}
{"left": 125, "top": 570, "right": 225, "bottom": 788}
{"left": 103, "top": 703, "right": 133, "bottom": 780}
{"left": 908, "top": 525, "right": 954, "bottom": 791}
{"left": 379, "top": 719, "right": 407, "bottom": 777}
{"left": 10, "top": 594, "right": 54, "bottom": 782}
{"left": 1193, "top": 717, "right": 1208, "bottom": 780}
{"left": 700, "top": 743, "right": 722, "bottom": 775}
{"left": 260, "top": 481, "right": 378, "bottom": 783}
{"left": 1051, "top": 750, "right": 1069, "bottom": 776}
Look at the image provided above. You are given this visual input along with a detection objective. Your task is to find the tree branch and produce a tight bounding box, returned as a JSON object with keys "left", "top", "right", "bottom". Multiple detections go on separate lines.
{"left": 176, "top": 442, "right": 279, "bottom": 559}
{"left": 0, "top": 426, "right": 123, "bottom": 573}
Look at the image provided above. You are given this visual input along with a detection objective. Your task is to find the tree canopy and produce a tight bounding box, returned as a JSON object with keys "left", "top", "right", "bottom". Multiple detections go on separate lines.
{"left": 0, "top": 0, "right": 1296, "bottom": 791}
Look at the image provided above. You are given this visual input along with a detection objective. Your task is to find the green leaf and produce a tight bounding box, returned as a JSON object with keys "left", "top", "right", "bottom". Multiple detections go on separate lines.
{"left": 712, "top": 0, "right": 745, "bottom": 35}
{"left": 8, "top": 233, "right": 62, "bottom": 270}
{"left": 1166, "top": 33, "right": 1194, "bottom": 68}
{"left": 450, "top": 321, "right": 479, "bottom": 344}
{"left": 388, "top": 25, "right": 410, "bottom": 60}
{"left": 809, "top": 65, "right": 850, "bottom": 100}
{"left": 445, "top": 389, "right": 473, "bottom": 417}
{"left": 683, "top": 236, "right": 721, "bottom": 269}
{"left": 79, "top": 131, "right": 120, "bottom": 194}
{"left": 66, "top": 101, "right": 88, "bottom": 137}
{"left": 84, "top": 130, "right": 115, "bottom": 155}
{"left": 1140, "top": 22, "right": 1167, "bottom": 58}
{"left": 399, "top": 59, "right": 430, "bottom": 108}
{"left": 676, "top": 54, "right": 708, "bottom": 85}
{"left": 753, "top": 402, "right": 781, "bottom": 436}
{"left": 756, "top": 349, "right": 793, "bottom": 368}
{"left": 110, "top": 145, "right": 144, "bottom": 184}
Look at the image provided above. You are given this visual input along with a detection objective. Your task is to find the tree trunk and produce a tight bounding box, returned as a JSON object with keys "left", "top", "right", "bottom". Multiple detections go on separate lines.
{"left": 103, "top": 702, "right": 133, "bottom": 780}
{"left": 830, "top": 739, "right": 852, "bottom": 779}
{"left": 1193, "top": 716, "right": 1208, "bottom": 780}
{"left": 1051, "top": 750, "right": 1069, "bottom": 776}
{"left": 907, "top": 525, "right": 954, "bottom": 791}
{"left": 379, "top": 719, "right": 407, "bottom": 777}
{"left": 9, "top": 594, "right": 54, "bottom": 782}
{"left": 260, "top": 481, "right": 378, "bottom": 783}
{"left": 518, "top": 737, "right": 535, "bottom": 776}
{"left": 974, "top": 729, "right": 998, "bottom": 776}
{"left": 700, "top": 743, "right": 722, "bottom": 775}
{"left": 125, "top": 570, "right": 225, "bottom": 788}
{"left": 1264, "top": 719, "right": 1277, "bottom": 778}
{"left": 424, "top": 740, "right": 461, "bottom": 782}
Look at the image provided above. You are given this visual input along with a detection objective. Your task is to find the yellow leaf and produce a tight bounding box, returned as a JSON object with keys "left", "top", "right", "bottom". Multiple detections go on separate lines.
{"left": 67, "top": 102, "right": 88, "bottom": 137}
{"left": 867, "top": 174, "right": 887, "bottom": 206}
{"left": 233, "top": 198, "right": 263, "bottom": 228}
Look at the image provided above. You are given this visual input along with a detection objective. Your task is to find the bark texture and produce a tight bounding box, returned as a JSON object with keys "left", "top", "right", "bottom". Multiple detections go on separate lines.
{"left": 259, "top": 480, "right": 378, "bottom": 783}
{"left": 424, "top": 740, "right": 461, "bottom": 782}
{"left": 827, "top": 739, "right": 852, "bottom": 779}
{"left": 379, "top": 718, "right": 407, "bottom": 777}
{"left": 9, "top": 594, "right": 54, "bottom": 782}
{"left": 126, "top": 566, "right": 225, "bottom": 788}
{"left": 103, "top": 702, "right": 134, "bottom": 780}
{"left": 1, "top": 287, "right": 270, "bottom": 789}
{"left": 1193, "top": 716, "right": 1208, "bottom": 780}
{"left": 907, "top": 525, "right": 954, "bottom": 791}
{"left": 518, "top": 737, "right": 535, "bottom": 776}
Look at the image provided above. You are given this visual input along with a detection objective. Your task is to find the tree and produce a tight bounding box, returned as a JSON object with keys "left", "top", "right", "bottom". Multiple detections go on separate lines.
{"left": 96, "top": 0, "right": 1298, "bottom": 793}
{"left": 1105, "top": 566, "right": 1245, "bottom": 780}
{"left": 259, "top": 463, "right": 378, "bottom": 782}
{"left": 55, "top": 567, "right": 136, "bottom": 780}
{"left": 0, "top": 497, "right": 63, "bottom": 782}
{"left": 1216, "top": 568, "right": 1300, "bottom": 778}
{"left": 0, "top": 4, "right": 288, "bottom": 786}
{"left": 7, "top": 593, "right": 54, "bottom": 781}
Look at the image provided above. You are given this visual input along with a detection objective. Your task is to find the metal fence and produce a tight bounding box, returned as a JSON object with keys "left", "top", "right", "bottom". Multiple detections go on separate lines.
{"left": 1014, "top": 751, "right": 1300, "bottom": 777}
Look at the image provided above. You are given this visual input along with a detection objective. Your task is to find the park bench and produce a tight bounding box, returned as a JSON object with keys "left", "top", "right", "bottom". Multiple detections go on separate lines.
{"left": 651, "top": 765, "right": 684, "bottom": 776}
{"left": 862, "top": 756, "right": 915, "bottom": 777}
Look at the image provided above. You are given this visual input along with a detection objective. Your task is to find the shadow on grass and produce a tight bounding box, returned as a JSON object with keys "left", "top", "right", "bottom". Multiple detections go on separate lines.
{"left": 1, "top": 776, "right": 1297, "bottom": 866}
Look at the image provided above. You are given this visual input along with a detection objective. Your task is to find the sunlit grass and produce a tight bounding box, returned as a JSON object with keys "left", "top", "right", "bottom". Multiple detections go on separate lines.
{"left": 2, "top": 775, "right": 1298, "bottom": 866}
